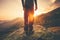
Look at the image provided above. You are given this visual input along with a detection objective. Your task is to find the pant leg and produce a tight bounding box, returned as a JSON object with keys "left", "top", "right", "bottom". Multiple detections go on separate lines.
{"left": 24, "top": 8, "right": 34, "bottom": 35}
{"left": 28, "top": 8, "right": 34, "bottom": 32}
{"left": 24, "top": 9, "right": 29, "bottom": 32}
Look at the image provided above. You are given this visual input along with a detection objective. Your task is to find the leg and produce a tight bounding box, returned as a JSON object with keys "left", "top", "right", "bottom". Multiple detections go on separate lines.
{"left": 28, "top": 9, "right": 34, "bottom": 35}
{"left": 24, "top": 9, "right": 29, "bottom": 35}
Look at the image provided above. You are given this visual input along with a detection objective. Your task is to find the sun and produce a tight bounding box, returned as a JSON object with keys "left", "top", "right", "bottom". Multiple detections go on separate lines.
{"left": 34, "top": 10, "right": 43, "bottom": 17}
{"left": 17, "top": 10, "right": 43, "bottom": 18}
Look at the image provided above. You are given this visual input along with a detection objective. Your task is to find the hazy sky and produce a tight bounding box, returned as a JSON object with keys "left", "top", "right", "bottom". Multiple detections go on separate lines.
{"left": 0, "top": 0, "right": 59, "bottom": 20}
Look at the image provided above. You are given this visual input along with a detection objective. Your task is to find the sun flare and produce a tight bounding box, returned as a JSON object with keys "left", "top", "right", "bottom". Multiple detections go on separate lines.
{"left": 34, "top": 10, "right": 42, "bottom": 17}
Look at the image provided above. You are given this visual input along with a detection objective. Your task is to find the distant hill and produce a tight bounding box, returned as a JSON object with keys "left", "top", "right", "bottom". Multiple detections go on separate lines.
{"left": 0, "top": 20, "right": 9, "bottom": 24}
{"left": 35, "top": 7, "right": 60, "bottom": 28}
{"left": 0, "top": 18, "right": 24, "bottom": 40}
{"left": 0, "top": 18, "right": 23, "bottom": 34}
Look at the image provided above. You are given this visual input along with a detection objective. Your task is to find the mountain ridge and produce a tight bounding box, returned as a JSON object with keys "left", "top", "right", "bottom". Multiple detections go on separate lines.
{"left": 35, "top": 7, "right": 60, "bottom": 28}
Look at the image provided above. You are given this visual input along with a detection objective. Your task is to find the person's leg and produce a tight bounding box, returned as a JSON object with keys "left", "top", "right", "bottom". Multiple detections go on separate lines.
{"left": 24, "top": 9, "right": 29, "bottom": 35}
{"left": 24, "top": 8, "right": 34, "bottom": 35}
{"left": 28, "top": 9, "right": 34, "bottom": 35}
{"left": 29, "top": 22, "right": 34, "bottom": 34}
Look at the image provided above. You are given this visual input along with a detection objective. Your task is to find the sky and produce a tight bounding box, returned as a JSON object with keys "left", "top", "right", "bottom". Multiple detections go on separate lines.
{"left": 0, "top": 0, "right": 59, "bottom": 20}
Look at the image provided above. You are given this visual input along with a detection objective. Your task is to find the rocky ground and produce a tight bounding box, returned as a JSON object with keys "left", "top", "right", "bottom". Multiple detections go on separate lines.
{"left": 1, "top": 25, "right": 60, "bottom": 40}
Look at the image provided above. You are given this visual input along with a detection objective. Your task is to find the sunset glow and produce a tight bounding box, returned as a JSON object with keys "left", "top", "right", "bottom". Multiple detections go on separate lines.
{"left": 34, "top": 10, "right": 44, "bottom": 17}
{"left": 0, "top": 0, "right": 56, "bottom": 20}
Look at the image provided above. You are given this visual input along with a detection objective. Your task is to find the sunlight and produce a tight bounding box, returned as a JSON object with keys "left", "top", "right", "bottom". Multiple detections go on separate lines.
{"left": 51, "top": 0, "right": 56, "bottom": 3}
{"left": 34, "top": 10, "right": 43, "bottom": 17}
{"left": 0, "top": 0, "right": 56, "bottom": 20}
{"left": 17, "top": 9, "right": 43, "bottom": 18}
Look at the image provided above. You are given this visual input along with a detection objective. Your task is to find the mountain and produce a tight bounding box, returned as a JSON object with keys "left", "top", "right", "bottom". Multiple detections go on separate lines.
{"left": 0, "top": 20, "right": 9, "bottom": 24}
{"left": 0, "top": 18, "right": 23, "bottom": 37}
{"left": 35, "top": 7, "right": 60, "bottom": 28}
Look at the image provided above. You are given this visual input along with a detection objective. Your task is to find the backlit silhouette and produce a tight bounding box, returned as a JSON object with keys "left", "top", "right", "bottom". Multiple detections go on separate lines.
{"left": 21, "top": 0, "right": 37, "bottom": 35}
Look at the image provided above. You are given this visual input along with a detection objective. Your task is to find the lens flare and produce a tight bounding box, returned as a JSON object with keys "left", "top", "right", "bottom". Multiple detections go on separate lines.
{"left": 34, "top": 10, "right": 43, "bottom": 17}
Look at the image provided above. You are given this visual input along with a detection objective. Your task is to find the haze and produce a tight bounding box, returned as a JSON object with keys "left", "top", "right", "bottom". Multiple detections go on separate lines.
{"left": 0, "top": 0, "right": 56, "bottom": 20}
